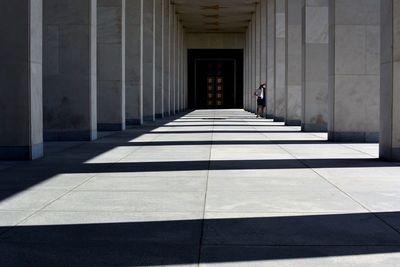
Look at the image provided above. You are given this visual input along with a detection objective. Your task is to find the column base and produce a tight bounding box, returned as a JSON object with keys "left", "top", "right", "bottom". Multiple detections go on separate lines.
{"left": 0, "top": 143, "right": 43, "bottom": 160}
{"left": 328, "top": 131, "right": 379, "bottom": 143}
{"left": 143, "top": 116, "right": 155, "bottom": 122}
{"left": 274, "top": 116, "right": 285, "bottom": 122}
{"left": 266, "top": 114, "right": 274, "bottom": 119}
{"left": 286, "top": 120, "right": 302, "bottom": 126}
{"left": 98, "top": 123, "right": 126, "bottom": 131}
{"left": 44, "top": 130, "right": 97, "bottom": 142}
{"left": 302, "top": 123, "right": 328, "bottom": 132}
{"left": 380, "top": 147, "right": 400, "bottom": 162}
{"left": 126, "top": 119, "right": 142, "bottom": 125}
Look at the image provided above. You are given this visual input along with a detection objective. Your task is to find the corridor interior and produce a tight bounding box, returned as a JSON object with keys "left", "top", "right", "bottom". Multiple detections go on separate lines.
{"left": 1, "top": 110, "right": 400, "bottom": 265}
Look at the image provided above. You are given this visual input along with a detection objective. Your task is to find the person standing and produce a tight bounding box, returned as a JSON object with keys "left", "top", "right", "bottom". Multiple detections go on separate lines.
{"left": 255, "top": 83, "right": 266, "bottom": 118}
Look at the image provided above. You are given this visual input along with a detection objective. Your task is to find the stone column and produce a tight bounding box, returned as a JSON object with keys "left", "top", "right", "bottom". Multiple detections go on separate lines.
{"left": 0, "top": 0, "right": 43, "bottom": 160}
{"left": 250, "top": 21, "right": 254, "bottom": 112}
{"left": 285, "top": 0, "right": 303, "bottom": 126}
{"left": 260, "top": 0, "right": 268, "bottom": 108}
{"left": 380, "top": 0, "right": 400, "bottom": 160}
{"left": 126, "top": 0, "right": 142, "bottom": 125}
{"left": 302, "top": 0, "right": 329, "bottom": 132}
{"left": 170, "top": 4, "right": 176, "bottom": 115}
{"left": 185, "top": 37, "right": 188, "bottom": 110}
{"left": 142, "top": 0, "right": 155, "bottom": 121}
{"left": 251, "top": 12, "right": 257, "bottom": 113}
{"left": 43, "top": 0, "right": 97, "bottom": 141}
{"left": 175, "top": 16, "right": 180, "bottom": 113}
{"left": 97, "top": 0, "right": 126, "bottom": 131}
{"left": 163, "top": 0, "right": 170, "bottom": 117}
{"left": 180, "top": 25, "right": 185, "bottom": 111}
{"left": 274, "top": 0, "right": 287, "bottom": 122}
{"left": 154, "top": 0, "right": 163, "bottom": 118}
{"left": 328, "top": 0, "right": 380, "bottom": 142}
{"left": 176, "top": 20, "right": 180, "bottom": 113}
{"left": 248, "top": 20, "right": 253, "bottom": 112}
{"left": 255, "top": 3, "right": 262, "bottom": 100}
{"left": 244, "top": 33, "right": 249, "bottom": 110}
{"left": 249, "top": 26, "right": 252, "bottom": 112}
{"left": 183, "top": 27, "right": 186, "bottom": 111}
{"left": 267, "top": 0, "right": 276, "bottom": 119}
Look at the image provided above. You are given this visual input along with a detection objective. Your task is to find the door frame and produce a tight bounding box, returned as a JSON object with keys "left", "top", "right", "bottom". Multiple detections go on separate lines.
{"left": 194, "top": 58, "right": 237, "bottom": 108}
{"left": 188, "top": 49, "right": 243, "bottom": 110}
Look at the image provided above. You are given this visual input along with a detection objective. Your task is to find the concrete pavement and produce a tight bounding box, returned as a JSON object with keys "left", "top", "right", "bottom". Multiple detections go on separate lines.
{"left": 1, "top": 109, "right": 400, "bottom": 266}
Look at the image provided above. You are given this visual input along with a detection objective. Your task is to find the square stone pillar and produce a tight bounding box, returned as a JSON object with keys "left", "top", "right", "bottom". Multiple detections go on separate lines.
{"left": 170, "top": 4, "right": 176, "bottom": 115}
{"left": 255, "top": 3, "right": 262, "bottom": 99}
{"left": 380, "top": 0, "right": 400, "bottom": 160}
{"left": 142, "top": 0, "right": 155, "bottom": 121}
{"left": 43, "top": 0, "right": 97, "bottom": 141}
{"left": 154, "top": 0, "right": 163, "bottom": 118}
{"left": 248, "top": 19, "right": 253, "bottom": 112}
{"left": 182, "top": 26, "right": 186, "bottom": 111}
{"left": 260, "top": 0, "right": 268, "bottom": 109}
{"left": 163, "top": 0, "right": 170, "bottom": 117}
{"left": 182, "top": 33, "right": 187, "bottom": 110}
{"left": 185, "top": 38, "right": 188, "bottom": 110}
{"left": 0, "top": 0, "right": 43, "bottom": 160}
{"left": 244, "top": 32, "right": 249, "bottom": 111}
{"left": 274, "top": 0, "right": 287, "bottom": 122}
{"left": 286, "top": 0, "right": 303, "bottom": 126}
{"left": 97, "top": 0, "right": 126, "bottom": 131}
{"left": 175, "top": 20, "right": 180, "bottom": 113}
{"left": 175, "top": 16, "right": 180, "bottom": 113}
{"left": 328, "top": 0, "right": 380, "bottom": 142}
{"left": 249, "top": 28, "right": 252, "bottom": 112}
{"left": 179, "top": 25, "right": 184, "bottom": 111}
{"left": 302, "top": 0, "right": 329, "bottom": 132}
{"left": 126, "top": 0, "right": 142, "bottom": 125}
{"left": 267, "top": 0, "right": 276, "bottom": 119}
{"left": 251, "top": 12, "right": 257, "bottom": 113}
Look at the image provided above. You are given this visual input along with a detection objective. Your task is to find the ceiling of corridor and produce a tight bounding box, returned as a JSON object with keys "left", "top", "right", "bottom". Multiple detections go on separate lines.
{"left": 173, "top": 0, "right": 259, "bottom": 33}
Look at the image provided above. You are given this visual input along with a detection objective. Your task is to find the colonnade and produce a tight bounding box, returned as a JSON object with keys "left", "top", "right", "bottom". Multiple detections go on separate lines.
{"left": 0, "top": 0, "right": 399, "bottom": 162}
{"left": 243, "top": 0, "right": 400, "bottom": 161}
{"left": 0, "top": 0, "right": 187, "bottom": 160}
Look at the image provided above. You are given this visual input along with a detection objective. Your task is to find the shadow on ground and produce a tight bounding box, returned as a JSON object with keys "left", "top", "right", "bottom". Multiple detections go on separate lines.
{"left": 1, "top": 212, "right": 400, "bottom": 266}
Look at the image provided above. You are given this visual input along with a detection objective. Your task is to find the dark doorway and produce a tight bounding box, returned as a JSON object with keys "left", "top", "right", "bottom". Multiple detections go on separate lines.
{"left": 188, "top": 49, "right": 243, "bottom": 109}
